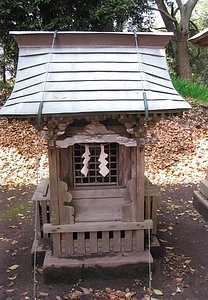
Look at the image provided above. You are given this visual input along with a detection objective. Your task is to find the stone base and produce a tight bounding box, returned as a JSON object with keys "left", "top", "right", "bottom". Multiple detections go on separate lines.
{"left": 31, "top": 238, "right": 52, "bottom": 266}
{"left": 193, "top": 190, "right": 208, "bottom": 221}
{"left": 149, "top": 235, "right": 162, "bottom": 259}
{"left": 43, "top": 250, "right": 153, "bottom": 284}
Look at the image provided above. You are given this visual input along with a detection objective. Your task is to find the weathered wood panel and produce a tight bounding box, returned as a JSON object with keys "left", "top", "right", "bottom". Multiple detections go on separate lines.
{"left": 90, "top": 232, "right": 98, "bottom": 253}
{"left": 48, "top": 146, "right": 61, "bottom": 255}
{"left": 118, "top": 145, "right": 131, "bottom": 185}
{"left": 44, "top": 220, "right": 153, "bottom": 233}
{"left": 113, "top": 231, "right": 121, "bottom": 252}
{"left": 102, "top": 232, "right": 110, "bottom": 252}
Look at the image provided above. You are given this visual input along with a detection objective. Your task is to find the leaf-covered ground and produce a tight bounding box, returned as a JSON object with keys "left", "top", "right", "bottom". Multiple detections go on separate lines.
{"left": 0, "top": 99, "right": 208, "bottom": 300}
{"left": 0, "top": 99, "right": 207, "bottom": 188}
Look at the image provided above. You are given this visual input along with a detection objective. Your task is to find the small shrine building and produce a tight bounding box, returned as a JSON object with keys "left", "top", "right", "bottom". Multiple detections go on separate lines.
{"left": 0, "top": 31, "right": 191, "bottom": 275}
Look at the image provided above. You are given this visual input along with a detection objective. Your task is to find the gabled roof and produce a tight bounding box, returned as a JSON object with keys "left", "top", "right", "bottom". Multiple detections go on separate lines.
{"left": 189, "top": 28, "right": 208, "bottom": 47}
{"left": 0, "top": 31, "right": 191, "bottom": 118}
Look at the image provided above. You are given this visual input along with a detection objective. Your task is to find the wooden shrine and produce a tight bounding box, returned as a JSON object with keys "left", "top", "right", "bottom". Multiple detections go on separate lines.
{"left": 0, "top": 31, "right": 191, "bottom": 270}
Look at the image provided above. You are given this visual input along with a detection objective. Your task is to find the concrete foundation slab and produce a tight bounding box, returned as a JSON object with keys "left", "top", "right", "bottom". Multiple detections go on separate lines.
{"left": 193, "top": 190, "right": 208, "bottom": 221}
{"left": 43, "top": 250, "right": 153, "bottom": 284}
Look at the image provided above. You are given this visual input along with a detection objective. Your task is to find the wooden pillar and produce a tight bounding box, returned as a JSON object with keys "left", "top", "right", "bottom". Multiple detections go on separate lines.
{"left": 48, "top": 143, "right": 61, "bottom": 255}
{"left": 136, "top": 145, "right": 145, "bottom": 251}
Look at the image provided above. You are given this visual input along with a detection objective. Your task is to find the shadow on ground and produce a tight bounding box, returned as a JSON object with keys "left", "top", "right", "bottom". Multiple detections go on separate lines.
{"left": 0, "top": 183, "right": 208, "bottom": 300}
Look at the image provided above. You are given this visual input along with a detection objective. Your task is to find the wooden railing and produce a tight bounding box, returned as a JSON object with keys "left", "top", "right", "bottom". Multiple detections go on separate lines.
{"left": 32, "top": 178, "right": 159, "bottom": 256}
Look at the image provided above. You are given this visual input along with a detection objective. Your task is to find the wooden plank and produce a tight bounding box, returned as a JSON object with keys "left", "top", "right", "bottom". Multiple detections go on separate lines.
{"left": 48, "top": 147, "right": 59, "bottom": 225}
{"left": 35, "top": 202, "right": 41, "bottom": 238}
{"left": 77, "top": 232, "right": 85, "bottom": 254}
{"left": 65, "top": 233, "right": 74, "bottom": 255}
{"left": 44, "top": 220, "right": 153, "bottom": 233}
{"left": 58, "top": 181, "right": 74, "bottom": 225}
{"left": 90, "top": 232, "right": 98, "bottom": 253}
{"left": 118, "top": 145, "right": 131, "bottom": 185}
{"left": 122, "top": 204, "right": 133, "bottom": 222}
{"left": 41, "top": 201, "right": 48, "bottom": 238}
{"left": 59, "top": 148, "right": 70, "bottom": 184}
{"left": 136, "top": 229, "right": 144, "bottom": 252}
{"left": 52, "top": 233, "right": 61, "bottom": 256}
{"left": 68, "top": 146, "right": 74, "bottom": 188}
{"left": 102, "top": 232, "right": 110, "bottom": 253}
{"left": 32, "top": 178, "right": 50, "bottom": 201}
{"left": 70, "top": 187, "right": 125, "bottom": 199}
{"left": 48, "top": 146, "right": 61, "bottom": 255}
{"left": 136, "top": 146, "right": 145, "bottom": 222}
{"left": 145, "top": 195, "right": 151, "bottom": 219}
{"left": 124, "top": 230, "right": 132, "bottom": 252}
{"left": 113, "top": 231, "right": 121, "bottom": 252}
{"left": 71, "top": 197, "right": 124, "bottom": 222}
{"left": 131, "top": 147, "right": 136, "bottom": 179}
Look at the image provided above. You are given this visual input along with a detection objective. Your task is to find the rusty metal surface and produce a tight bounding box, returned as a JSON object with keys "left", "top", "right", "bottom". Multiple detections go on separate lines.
{"left": 0, "top": 31, "right": 191, "bottom": 117}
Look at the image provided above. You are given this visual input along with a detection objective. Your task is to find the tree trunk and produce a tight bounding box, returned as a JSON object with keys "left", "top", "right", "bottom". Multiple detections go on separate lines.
{"left": 155, "top": 0, "right": 199, "bottom": 81}
{"left": 176, "top": 29, "right": 192, "bottom": 80}
{"left": 2, "top": 65, "right": 6, "bottom": 84}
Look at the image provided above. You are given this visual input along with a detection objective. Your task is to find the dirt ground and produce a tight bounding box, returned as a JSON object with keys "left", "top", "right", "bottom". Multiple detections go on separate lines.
{"left": 0, "top": 182, "right": 208, "bottom": 300}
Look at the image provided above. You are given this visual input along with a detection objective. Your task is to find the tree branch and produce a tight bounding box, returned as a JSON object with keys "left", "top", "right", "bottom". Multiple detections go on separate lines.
{"left": 184, "top": 0, "right": 199, "bottom": 21}
{"left": 151, "top": 3, "right": 176, "bottom": 23}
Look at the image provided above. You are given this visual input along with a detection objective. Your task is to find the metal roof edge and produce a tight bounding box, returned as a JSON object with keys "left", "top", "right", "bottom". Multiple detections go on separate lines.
{"left": 10, "top": 31, "right": 174, "bottom": 48}
{"left": 189, "top": 28, "right": 208, "bottom": 41}
{"left": 10, "top": 31, "right": 173, "bottom": 36}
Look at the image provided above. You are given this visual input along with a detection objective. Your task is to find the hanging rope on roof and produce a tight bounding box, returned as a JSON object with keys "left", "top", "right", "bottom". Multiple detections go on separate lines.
{"left": 134, "top": 31, "right": 152, "bottom": 299}
{"left": 33, "top": 30, "right": 58, "bottom": 300}
{"left": 37, "top": 30, "right": 58, "bottom": 132}
{"left": 133, "top": 31, "right": 149, "bottom": 124}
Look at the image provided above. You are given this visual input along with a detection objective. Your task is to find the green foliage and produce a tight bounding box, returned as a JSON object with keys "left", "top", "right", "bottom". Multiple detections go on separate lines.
{"left": 0, "top": 203, "right": 28, "bottom": 221}
{"left": 172, "top": 76, "right": 208, "bottom": 104}
{"left": 0, "top": 0, "right": 154, "bottom": 79}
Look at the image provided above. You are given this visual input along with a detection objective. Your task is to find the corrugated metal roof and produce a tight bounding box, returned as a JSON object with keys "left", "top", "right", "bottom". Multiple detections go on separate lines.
{"left": 0, "top": 31, "right": 191, "bottom": 117}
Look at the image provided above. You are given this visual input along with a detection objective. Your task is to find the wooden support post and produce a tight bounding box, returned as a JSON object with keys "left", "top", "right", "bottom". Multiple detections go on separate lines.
{"left": 136, "top": 145, "right": 145, "bottom": 251}
{"left": 90, "top": 232, "right": 98, "bottom": 253}
{"left": 48, "top": 145, "right": 60, "bottom": 255}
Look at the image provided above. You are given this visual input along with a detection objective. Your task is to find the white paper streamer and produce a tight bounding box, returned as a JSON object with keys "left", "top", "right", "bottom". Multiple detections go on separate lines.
{"left": 81, "top": 145, "right": 90, "bottom": 177}
{"left": 98, "top": 145, "right": 109, "bottom": 177}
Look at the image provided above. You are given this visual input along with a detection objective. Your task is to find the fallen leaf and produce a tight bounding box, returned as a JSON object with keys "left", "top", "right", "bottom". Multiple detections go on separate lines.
{"left": 184, "top": 260, "right": 191, "bottom": 264}
{"left": 6, "top": 289, "right": 15, "bottom": 293}
{"left": 38, "top": 292, "right": 49, "bottom": 297}
{"left": 11, "top": 240, "right": 18, "bottom": 245}
{"left": 8, "top": 275, "right": 18, "bottom": 280}
{"left": 8, "top": 282, "right": 14, "bottom": 287}
{"left": 9, "top": 264, "right": 20, "bottom": 270}
{"left": 144, "top": 295, "right": 159, "bottom": 300}
{"left": 36, "top": 267, "right": 43, "bottom": 275}
{"left": 153, "top": 289, "right": 163, "bottom": 296}
{"left": 80, "top": 287, "right": 90, "bottom": 295}
{"left": 165, "top": 246, "right": 174, "bottom": 250}
{"left": 176, "top": 277, "right": 183, "bottom": 283}
{"left": 158, "top": 228, "right": 168, "bottom": 232}
{"left": 9, "top": 225, "right": 18, "bottom": 229}
{"left": 69, "top": 290, "right": 83, "bottom": 299}
{"left": 176, "top": 286, "right": 182, "bottom": 293}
